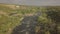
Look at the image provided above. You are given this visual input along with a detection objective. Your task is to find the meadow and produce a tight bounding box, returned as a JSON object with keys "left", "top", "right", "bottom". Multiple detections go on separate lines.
{"left": 0, "top": 4, "right": 60, "bottom": 34}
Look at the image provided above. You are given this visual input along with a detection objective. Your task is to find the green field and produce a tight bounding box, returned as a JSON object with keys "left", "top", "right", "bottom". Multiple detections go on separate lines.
{"left": 0, "top": 4, "right": 60, "bottom": 34}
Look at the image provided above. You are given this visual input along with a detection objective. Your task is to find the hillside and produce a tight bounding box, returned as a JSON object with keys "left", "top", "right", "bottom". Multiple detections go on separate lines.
{"left": 0, "top": 4, "right": 60, "bottom": 34}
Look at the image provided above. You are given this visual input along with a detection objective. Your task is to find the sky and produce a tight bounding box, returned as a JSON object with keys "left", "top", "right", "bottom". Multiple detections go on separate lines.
{"left": 0, "top": 0, "right": 60, "bottom": 6}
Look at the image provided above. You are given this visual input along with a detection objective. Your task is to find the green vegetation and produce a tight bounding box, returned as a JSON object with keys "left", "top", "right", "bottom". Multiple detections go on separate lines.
{"left": 0, "top": 4, "right": 60, "bottom": 34}
{"left": 0, "top": 4, "right": 41, "bottom": 34}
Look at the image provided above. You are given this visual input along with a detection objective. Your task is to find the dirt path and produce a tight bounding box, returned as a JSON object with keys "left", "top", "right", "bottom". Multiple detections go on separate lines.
{"left": 11, "top": 11, "right": 57, "bottom": 34}
{"left": 11, "top": 11, "right": 41, "bottom": 34}
{"left": 11, "top": 15, "right": 39, "bottom": 34}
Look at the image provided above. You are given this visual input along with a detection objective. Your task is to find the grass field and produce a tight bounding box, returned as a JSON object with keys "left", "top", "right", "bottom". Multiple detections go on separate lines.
{"left": 0, "top": 4, "right": 60, "bottom": 34}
